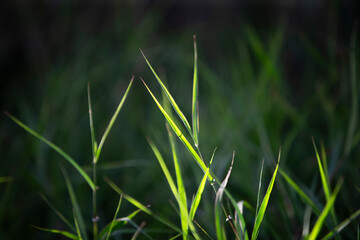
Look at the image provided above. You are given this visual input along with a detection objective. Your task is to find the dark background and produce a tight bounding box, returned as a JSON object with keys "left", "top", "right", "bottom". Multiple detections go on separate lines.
{"left": 1, "top": 0, "right": 360, "bottom": 239}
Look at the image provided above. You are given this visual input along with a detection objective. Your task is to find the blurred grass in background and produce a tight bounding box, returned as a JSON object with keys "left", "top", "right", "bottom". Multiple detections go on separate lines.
{"left": 1, "top": 0, "right": 360, "bottom": 239}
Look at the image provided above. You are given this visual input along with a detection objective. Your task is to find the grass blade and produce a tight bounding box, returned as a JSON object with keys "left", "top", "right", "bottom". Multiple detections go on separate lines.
{"left": 61, "top": 166, "right": 88, "bottom": 240}
{"left": 192, "top": 35, "right": 199, "bottom": 147}
{"left": 104, "top": 177, "right": 184, "bottom": 234}
{"left": 141, "top": 78, "right": 211, "bottom": 181}
{"left": 5, "top": 112, "right": 95, "bottom": 190}
{"left": 189, "top": 148, "right": 216, "bottom": 221}
{"left": 0, "top": 176, "right": 14, "bottom": 184}
{"left": 105, "top": 195, "right": 123, "bottom": 240}
{"left": 95, "top": 76, "right": 134, "bottom": 163}
{"left": 87, "top": 82, "right": 98, "bottom": 161}
{"left": 97, "top": 209, "right": 142, "bottom": 240}
{"left": 140, "top": 50, "right": 192, "bottom": 138}
{"left": 279, "top": 169, "right": 320, "bottom": 214}
{"left": 74, "top": 213, "right": 83, "bottom": 240}
{"left": 308, "top": 178, "right": 344, "bottom": 240}
{"left": 251, "top": 150, "right": 280, "bottom": 240}
{"left": 255, "top": 159, "right": 265, "bottom": 216}
{"left": 322, "top": 208, "right": 360, "bottom": 240}
{"left": 39, "top": 192, "right": 75, "bottom": 232}
{"left": 32, "top": 225, "right": 79, "bottom": 240}
{"left": 215, "top": 152, "right": 235, "bottom": 240}
{"left": 167, "top": 124, "right": 189, "bottom": 239}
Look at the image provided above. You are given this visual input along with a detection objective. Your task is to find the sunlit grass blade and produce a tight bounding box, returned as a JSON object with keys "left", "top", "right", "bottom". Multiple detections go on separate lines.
{"left": 95, "top": 76, "right": 134, "bottom": 163}
{"left": 192, "top": 35, "right": 199, "bottom": 147}
{"left": 32, "top": 225, "right": 79, "bottom": 240}
{"left": 255, "top": 159, "right": 264, "bottom": 216}
{"left": 166, "top": 124, "right": 189, "bottom": 239}
{"left": 215, "top": 152, "right": 235, "bottom": 240}
{"left": 322, "top": 208, "right": 360, "bottom": 240}
{"left": 140, "top": 49, "right": 192, "bottom": 137}
{"left": 97, "top": 209, "right": 142, "bottom": 240}
{"left": 141, "top": 78, "right": 211, "bottom": 181}
{"left": 189, "top": 148, "right": 216, "bottom": 221}
{"left": 308, "top": 178, "right": 344, "bottom": 240}
{"left": 251, "top": 149, "right": 280, "bottom": 240}
{"left": 74, "top": 213, "right": 83, "bottom": 240}
{"left": 105, "top": 195, "right": 123, "bottom": 240}
{"left": 61, "top": 166, "right": 88, "bottom": 240}
{"left": 169, "top": 233, "right": 183, "bottom": 240}
{"left": 104, "top": 177, "right": 184, "bottom": 235}
{"left": 5, "top": 111, "right": 95, "bottom": 190}
{"left": 312, "top": 138, "right": 331, "bottom": 200}
{"left": 279, "top": 168, "right": 320, "bottom": 214}
{"left": 233, "top": 201, "right": 249, "bottom": 240}
{"left": 39, "top": 192, "right": 75, "bottom": 232}
{"left": 87, "top": 82, "right": 98, "bottom": 160}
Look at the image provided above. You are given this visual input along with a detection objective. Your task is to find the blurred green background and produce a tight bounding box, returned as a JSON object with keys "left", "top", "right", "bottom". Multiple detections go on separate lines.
{"left": 1, "top": 0, "right": 360, "bottom": 239}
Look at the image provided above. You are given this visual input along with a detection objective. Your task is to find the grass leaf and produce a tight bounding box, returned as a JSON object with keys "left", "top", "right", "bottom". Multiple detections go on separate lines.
{"left": 95, "top": 77, "right": 134, "bottom": 163}
{"left": 5, "top": 112, "right": 95, "bottom": 190}
{"left": 141, "top": 78, "right": 211, "bottom": 181}
{"left": 251, "top": 150, "right": 280, "bottom": 240}
{"left": 215, "top": 151, "right": 235, "bottom": 240}
{"left": 32, "top": 225, "right": 79, "bottom": 240}
{"left": 87, "top": 82, "right": 98, "bottom": 161}
{"left": 140, "top": 49, "right": 192, "bottom": 137}
{"left": 308, "top": 178, "right": 343, "bottom": 240}
{"left": 74, "top": 213, "right": 83, "bottom": 240}
{"left": 255, "top": 159, "right": 265, "bottom": 216}
{"left": 61, "top": 166, "right": 88, "bottom": 240}
{"left": 105, "top": 194, "right": 123, "bottom": 240}
{"left": 192, "top": 35, "right": 199, "bottom": 147}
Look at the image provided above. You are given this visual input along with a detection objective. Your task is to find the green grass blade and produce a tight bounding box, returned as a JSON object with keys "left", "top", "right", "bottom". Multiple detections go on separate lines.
{"left": 251, "top": 150, "right": 280, "bottom": 240}
{"left": 140, "top": 49, "right": 192, "bottom": 137}
{"left": 97, "top": 209, "right": 142, "bottom": 240}
{"left": 32, "top": 225, "right": 79, "bottom": 240}
{"left": 279, "top": 169, "right": 320, "bottom": 214}
{"left": 189, "top": 148, "right": 216, "bottom": 221}
{"left": 309, "top": 178, "right": 343, "bottom": 240}
{"left": 192, "top": 35, "right": 199, "bottom": 147}
{"left": 61, "top": 166, "right": 88, "bottom": 240}
{"left": 87, "top": 83, "right": 98, "bottom": 161}
{"left": 74, "top": 213, "right": 83, "bottom": 240}
{"left": 105, "top": 195, "right": 123, "bottom": 240}
{"left": 322, "top": 208, "right": 360, "bottom": 240}
{"left": 95, "top": 76, "right": 134, "bottom": 163}
{"left": 312, "top": 138, "right": 331, "bottom": 200}
{"left": 167, "top": 124, "right": 189, "bottom": 239}
{"left": 215, "top": 152, "right": 235, "bottom": 240}
{"left": 104, "top": 177, "right": 184, "bottom": 235}
{"left": 141, "top": 78, "right": 211, "bottom": 181}
{"left": 255, "top": 159, "right": 265, "bottom": 216}
{"left": 39, "top": 192, "right": 75, "bottom": 232}
{"left": 5, "top": 112, "right": 95, "bottom": 190}
{"left": 320, "top": 142, "right": 330, "bottom": 187}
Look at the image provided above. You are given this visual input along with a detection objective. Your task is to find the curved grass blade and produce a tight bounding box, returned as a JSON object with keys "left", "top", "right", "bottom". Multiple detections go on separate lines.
{"left": 97, "top": 209, "right": 142, "bottom": 240}
{"left": 251, "top": 150, "right": 280, "bottom": 240}
{"left": 215, "top": 152, "right": 235, "bottom": 240}
{"left": 141, "top": 78, "right": 211, "bottom": 181}
{"left": 189, "top": 148, "right": 216, "bottom": 220}
{"left": 167, "top": 124, "right": 189, "bottom": 239}
{"left": 105, "top": 195, "right": 123, "bottom": 240}
{"left": 5, "top": 112, "right": 95, "bottom": 190}
{"left": 255, "top": 159, "right": 265, "bottom": 216}
{"left": 140, "top": 49, "right": 192, "bottom": 138}
{"left": 308, "top": 178, "right": 343, "bottom": 240}
{"left": 39, "top": 192, "right": 75, "bottom": 232}
{"left": 279, "top": 169, "right": 320, "bottom": 214}
{"left": 322, "top": 208, "right": 360, "bottom": 240}
{"left": 104, "top": 177, "right": 184, "bottom": 235}
{"left": 95, "top": 76, "right": 134, "bottom": 163}
{"left": 32, "top": 225, "right": 79, "bottom": 240}
{"left": 61, "top": 166, "right": 88, "bottom": 240}
{"left": 192, "top": 35, "right": 199, "bottom": 147}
